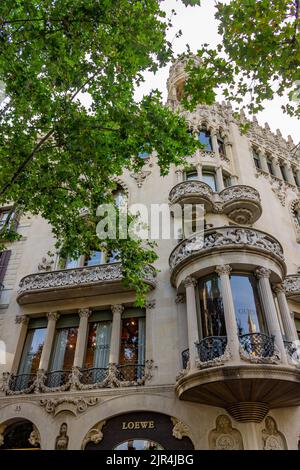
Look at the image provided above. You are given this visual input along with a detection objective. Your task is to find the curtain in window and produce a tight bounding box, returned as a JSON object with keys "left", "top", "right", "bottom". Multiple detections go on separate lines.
{"left": 49, "top": 329, "right": 69, "bottom": 371}
{"left": 93, "top": 322, "right": 111, "bottom": 368}
{"left": 18, "top": 330, "right": 35, "bottom": 376}
{"left": 137, "top": 318, "right": 145, "bottom": 365}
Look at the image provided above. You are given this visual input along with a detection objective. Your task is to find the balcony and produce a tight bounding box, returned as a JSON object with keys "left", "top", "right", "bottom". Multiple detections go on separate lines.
{"left": 168, "top": 183, "right": 262, "bottom": 224}
{"left": 2, "top": 361, "right": 154, "bottom": 395}
{"left": 169, "top": 226, "right": 285, "bottom": 286}
{"left": 283, "top": 275, "right": 300, "bottom": 302}
{"left": 17, "top": 263, "right": 157, "bottom": 305}
{"left": 176, "top": 333, "right": 300, "bottom": 422}
{"left": 219, "top": 185, "right": 262, "bottom": 224}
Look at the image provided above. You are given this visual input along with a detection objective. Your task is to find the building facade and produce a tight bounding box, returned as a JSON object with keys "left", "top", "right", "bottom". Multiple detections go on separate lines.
{"left": 0, "top": 57, "right": 300, "bottom": 450}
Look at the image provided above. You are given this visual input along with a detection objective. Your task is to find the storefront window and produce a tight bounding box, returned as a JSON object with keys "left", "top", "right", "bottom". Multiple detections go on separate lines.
{"left": 199, "top": 275, "right": 226, "bottom": 338}
{"left": 114, "top": 439, "right": 164, "bottom": 450}
{"left": 230, "top": 274, "right": 267, "bottom": 335}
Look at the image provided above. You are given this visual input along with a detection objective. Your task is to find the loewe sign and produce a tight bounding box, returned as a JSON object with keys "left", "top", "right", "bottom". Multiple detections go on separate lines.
{"left": 122, "top": 421, "right": 155, "bottom": 430}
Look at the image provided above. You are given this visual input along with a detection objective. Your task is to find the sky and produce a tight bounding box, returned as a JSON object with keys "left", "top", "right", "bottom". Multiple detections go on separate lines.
{"left": 134, "top": 0, "right": 299, "bottom": 143}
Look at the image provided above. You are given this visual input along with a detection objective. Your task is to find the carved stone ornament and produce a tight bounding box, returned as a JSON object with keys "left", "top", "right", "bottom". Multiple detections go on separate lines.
{"left": 171, "top": 417, "right": 191, "bottom": 440}
{"left": 209, "top": 415, "right": 244, "bottom": 450}
{"left": 78, "top": 308, "right": 92, "bottom": 318}
{"left": 81, "top": 420, "right": 106, "bottom": 449}
{"left": 15, "top": 315, "right": 29, "bottom": 325}
{"left": 262, "top": 416, "right": 287, "bottom": 450}
{"left": 283, "top": 274, "right": 300, "bottom": 297}
{"left": 28, "top": 425, "right": 40, "bottom": 447}
{"left": 18, "top": 263, "right": 157, "bottom": 298}
{"left": 130, "top": 169, "right": 152, "bottom": 188}
{"left": 55, "top": 423, "right": 69, "bottom": 450}
{"left": 37, "top": 256, "right": 54, "bottom": 272}
{"left": 169, "top": 227, "right": 284, "bottom": 272}
{"left": 40, "top": 396, "right": 98, "bottom": 416}
{"left": 0, "top": 423, "right": 6, "bottom": 447}
{"left": 145, "top": 299, "right": 156, "bottom": 309}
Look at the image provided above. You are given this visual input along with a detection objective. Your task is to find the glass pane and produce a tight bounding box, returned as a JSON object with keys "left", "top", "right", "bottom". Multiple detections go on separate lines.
{"left": 230, "top": 274, "right": 267, "bottom": 335}
{"left": 65, "top": 257, "right": 80, "bottom": 269}
{"left": 120, "top": 317, "right": 141, "bottom": 364}
{"left": 267, "top": 161, "right": 274, "bottom": 175}
{"left": 85, "top": 321, "right": 111, "bottom": 369}
{"left": 185, "top": 170, "right": 198, "bottom": 181}
{"left": 18, "top": 328, "right": 46, "bottom": 375}
{"left": 202, "top": 172, "right": 216, "bottom": 191}
{"left": 113, "top": 189, "right": 126, "bottom": 208}
{"left": 49, "top": 327, "right": 78, "bottom": 371}
{"left": 223, "top": 173, "right": 231, "bottom": 188}
{"left": 114, "top": 439, "right": 164, "bottom": 450}
{"left": 199, "top": 275, "right": 226, "bottom": 337}
{"left": 84, "top": 250, "right": 105, "bottom": 266}
{"left": 198, "top": 130, "right": 213, "bottom": 151}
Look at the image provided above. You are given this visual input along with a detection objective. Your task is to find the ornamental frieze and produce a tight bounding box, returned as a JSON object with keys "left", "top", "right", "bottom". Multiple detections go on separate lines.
{"left": 40, "top": 396, "right": 98, "bottom": 416}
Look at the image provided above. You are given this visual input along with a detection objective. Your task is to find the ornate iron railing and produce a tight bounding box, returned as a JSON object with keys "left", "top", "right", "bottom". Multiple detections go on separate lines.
{"left": 196, "top": 336, "right": 227, "bottom": 362}
{"left": 46, "top": 370, "right": 72, "bottom": 388}
{"left": 284, "top": 341, "right": 300, "bottom": 362}
{"left": 181, "top": 349, "right": 190, "bottom": 369}
{"left": 80, "top": 367, "right": 109, "bottom": 385}
{"left": 8, "top": 373, "right": 36, "bottom": 392}
{"left": 2, "top": 361, "right": 155, "bottom": 395}
{"left": 239, "top": 333, "right": 275, "bottom": 358}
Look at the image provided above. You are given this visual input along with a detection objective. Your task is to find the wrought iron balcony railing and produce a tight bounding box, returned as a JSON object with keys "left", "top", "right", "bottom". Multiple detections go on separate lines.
{"left": 181, "top": 348, "right": 190, "bottom": 369}
{"left": 239, "top": 333, "right": 275, "bottom": 358}
{"left": 1, "top": 361, "right": 155, "bottom": 395}
{"left": 196, "top": 336, "right": 227, "bottom": 362}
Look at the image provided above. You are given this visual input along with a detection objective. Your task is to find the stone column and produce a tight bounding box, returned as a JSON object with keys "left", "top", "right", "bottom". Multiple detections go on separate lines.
{"left": 11, "top": 315, "right": 29, "bottom": 374}
{"left": 215, "top": 265, "right": 240, "bottom": 361}
{"left": 255, "top": 267, "right": 288, "bottom": 364}
{"left": 225, "top": 141, "right": 233, "bottom": 161}
{"left": 145, "top": 300, "right": 156, "bottom": 362}
{"left": 183, "top": 276, "right": 199, "bottom": 369}
{"left": 258, "top": 151, "right": 269, "bottom": 173}
{"left": 109, "top": 304, "right": 124, "bottom": 364}
{"left": 285, "top": 164, "right": 295, "bottom": 185}
{"left": 274, "top": 285, "right": 298, "bottom": 342}
{"left": 176, "top": 294, "right": 188, "bottom": 369}
{"left": 296, "top": 169, "right": 300, "bottom": 187}
{"left": 216, "top": 166, "right": 225, "bottom": 192}
{"left": 73, "top": 308, "right": 91, "bottom": 368}
{"left": 211, "top": 130, "right": 219, "bottom": 157}
{"left": 196, "top": 162, "right": 202, "bottom": 180}
{"left": 290, "top": 311, "right": 299, "bottom": 342}
{"left": 38, "top": 312, "right": 60, "bottom": 371}
{"left": 175, "top": 169, "right": 184, "bottom": 183}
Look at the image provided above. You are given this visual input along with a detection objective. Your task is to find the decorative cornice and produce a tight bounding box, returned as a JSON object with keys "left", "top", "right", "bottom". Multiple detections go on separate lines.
{"left": 215, "top": 265, "right": 232, "bottom": 276}
{"left": 255, "top": 267, "right": 271, "bottom": 279}
{"left": 283, "top": 274, "right": 300, "bottom": 298}
{"left": 15, "top": 315, "right": 28, "bottom": 325}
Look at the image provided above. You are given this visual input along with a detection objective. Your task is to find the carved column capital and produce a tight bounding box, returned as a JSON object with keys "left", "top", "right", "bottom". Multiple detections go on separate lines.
{"left": 78, "top": 308, "right": 92, "bottom": 319}
{"left": 273, "top": 283, "right": 285, "bottom": 294}
{"left": 111, "top": 304, "right": 124, "bottom": 315}
{"left": 47, "top": 312, "right": 60, "bottom": 322}
{"left": 15, "top": 315, "right": 29, "bottom": 325}
{"left": 145, "top": 300, "right": 156, "bottom": 310}
{"left": 215, "top": 265, "right": 232, "bottom": 276}
{"left": 183, "top": 276, "right": 197, "bottom": 288}
{"left": 255, "top": 267, "right": 271, "bottom": 279}
{"left": 175, "top": 294, "right": 186, "bottom": 304}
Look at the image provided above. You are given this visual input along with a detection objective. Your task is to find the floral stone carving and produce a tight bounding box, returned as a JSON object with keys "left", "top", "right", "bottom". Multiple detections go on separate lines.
{"left": 40, "top": 396, "right": 98, "bottom": 416}
{"left": 209, "top": 415, "right": 243, "bottom": 450}
{"left": 81, "top": 420, "right": 106, "bottom": 449}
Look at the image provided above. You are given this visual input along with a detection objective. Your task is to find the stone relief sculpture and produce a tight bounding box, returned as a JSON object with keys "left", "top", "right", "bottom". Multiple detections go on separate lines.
{"left": 81, "top": 420, "right": 106, "bottom": 449}
{"left": 209, "top": 415, "right": 243, "bottom": 450}
{"left": 55, "top": 423, "right": 69, "bottom": 450}
{"left": 262, "top": 416, "right": 287, "bottom": 450}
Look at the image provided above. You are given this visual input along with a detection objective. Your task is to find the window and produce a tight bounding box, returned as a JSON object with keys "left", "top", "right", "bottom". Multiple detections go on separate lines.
{"left": 292, "top": 169, "right": 300, "bottom": 187}
{"left": 267, "top": 158, "right": 274, "bottom": 176}
{"left": 295, "top": 318, "right": 300, "bottom": 341}
{"left": 114, "top": 440, "right": 164, "bottom": 450}
{"left": 198, "top": 129, "right": 213, "bottom": 152}
{"left": 0, "top": 250, "right": 11, "bottom": 289}
{"left": 217, "top": 134, "right": 226, "bottom": 158}
{"left": 230, "top": 274, "right": 267, "bottom": 336}
{"left": 279, "top": 162, "right": 288, "bottom": 182}
{"left": 64, "top": 257, "right": 80, "bottom": 269}
{"left": 198, "top": 275, "right": 226, "bottom": 338}
{"left": 223, "top": 172, "right": 232, "bottom": 188}
{"left": 49, "top": 322, "right": 78, "bottom": 373}
{"left": 0, "top": 208, "right": 18, "bottom": 233}
{"left": 202, "top": 170, "right": 217, "bottom": 191}
{"left": 84, "top": 320, "right": 112, "bottom": 369}
{"left": 18, "top": 326, "right": 46, "bottom": 377}
{"left": 185, "top": 169, "right": 198, "bottom": 181}
{"left": 84, "top": 250, "right": 106, "bottom": 267}
{"left": 113, "top": 186, "right": 127, "bottom": 208}
{"left": 252, "top": 149, "right": 261, "bottom": 169}
{"left": 119, "top": 311, "right": 146, "bottom": 381}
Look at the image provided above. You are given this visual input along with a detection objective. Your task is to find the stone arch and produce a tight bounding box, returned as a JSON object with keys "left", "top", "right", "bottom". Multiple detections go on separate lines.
{"left": 0, "top": 401, "right": 53, "bottom": 449}
{"left": 0, "top": 417, "right": 40, "bottom": 450}
{"left": 111, "top": 176, "right": 129, "bottom": 196}
{"left": 71, "top": 393, "right": 198, "bottom": 450}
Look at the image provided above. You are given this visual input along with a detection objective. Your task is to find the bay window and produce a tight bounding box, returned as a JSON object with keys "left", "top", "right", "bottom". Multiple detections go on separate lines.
{"left": 199, "top": 275, "right": 226, "bottom": 338}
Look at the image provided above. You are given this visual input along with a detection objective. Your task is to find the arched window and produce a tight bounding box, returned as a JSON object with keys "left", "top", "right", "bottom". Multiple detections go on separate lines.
{"left": 217, "top": 133, "right": 226, "bottom": 158}
{"left": 202, "top": 168, "right": 217, "bottom": 191}
{"left": 252, "top": 148, "right": 261, "bottom": 169}
{"left": 184, "top": 168, "right": 198, "bottom": 181}
{"left": 112, "top": 185, "right": 127, "bottom": 208}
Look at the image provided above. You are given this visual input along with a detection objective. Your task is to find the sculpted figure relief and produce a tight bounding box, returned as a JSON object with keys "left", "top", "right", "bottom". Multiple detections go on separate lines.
{"left": 55, "top": 423, "right": 69, "bottom": 450}
{"left": 262, "top": 416, "right": 287, "bottom": 450}
{"left": 209, "top": 415, "right": 243, "bottom": 450}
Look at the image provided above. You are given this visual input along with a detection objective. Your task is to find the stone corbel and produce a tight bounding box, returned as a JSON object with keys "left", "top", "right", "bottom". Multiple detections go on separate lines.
{"left": 81, "top": 420, "right": 106, "bottom": 449}
{"left": 171, "top": 417, "right": 191, "bottom": 440}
